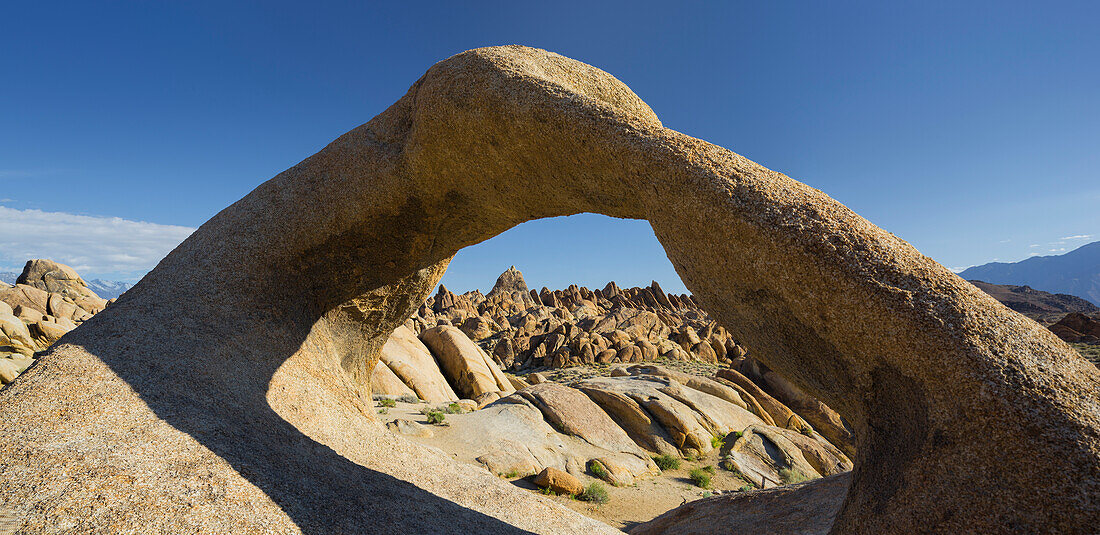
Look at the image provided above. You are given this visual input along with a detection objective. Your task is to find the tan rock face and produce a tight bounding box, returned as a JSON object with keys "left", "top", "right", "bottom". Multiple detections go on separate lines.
{"left": 16, "top": 259, "right": 107, "bottom": 313}
{"left": 379, "top": 324, "right": 458, "bottom": 402}
{"left": 517, "top": 382, "right": 655, "bottom": 467}
{"left": 420, "top": 325, "right": 515, "bottom": 399}
{"left": 533, "top": 467, "right": 584, "bottom": 496}
{"left": 0, "top": 45, "right": 1097, "bottom": 534}
{"left": 370, "top": 360, "right": 417, "bottom": 398}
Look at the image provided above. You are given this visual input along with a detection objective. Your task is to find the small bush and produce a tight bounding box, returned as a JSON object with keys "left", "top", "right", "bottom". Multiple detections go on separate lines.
{"left": 779, "top": 467, "right": 810, "bottom": 484}
{"left": 711, "top": 433, "right": 726, "bottom": 449}
{"left": 653, "top": 454, "right": 681, "bottom": 471}
{"left": 444, "top": 402, "right": 464, "bottom": 414}
{"left": 397, "top": 394, "right": 419, "bottom": 404}
{"left": 378, "top": 398, "right": 396, "bottom": 408}
{"left": 501, "top": 470, "right": 521, "bottom": 479}
{"left": 425, "top": 410, "right": 446, "bottom": 425}
{"left": 701, "top": 465, "right": 716, "bottom": 474}
{"left": 539, "top": 486, "right": 554, "bottom": 495}
{"left": 578, "top": 482, "right": 609, "bottom": 504}
{"left": 800, "top": 426, "right": 814, "bottom": 437}
{"left": 589, "top": 460, "right": 609, "bottom": 480}
{"left": 738, "top": 484, "right": 755, "bottom": 492}
{"left": 689, "top": 468, "right": 712, "bottom": 489}
{"left": 377, "top": 408, "right": 389, "bottom": 415}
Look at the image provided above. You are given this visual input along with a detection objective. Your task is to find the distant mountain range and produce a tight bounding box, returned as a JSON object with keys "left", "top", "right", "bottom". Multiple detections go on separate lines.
{"left": 85, "top": 279, "right": 133, "bottom": 299}
{"left": 0, "top": 271, "right": 132, "bottom": 299}
{"left": 960, "top": 241, "right": 1100, "bottom": 306}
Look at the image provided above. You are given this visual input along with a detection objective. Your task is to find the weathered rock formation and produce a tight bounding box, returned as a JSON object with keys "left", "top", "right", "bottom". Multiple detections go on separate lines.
{"left": 1, "top": 45, "right": 1097, "bottom": 534}
{"left": 414, "top": 273, "right": 741, "bottom": 370}
{"left": 377, "top": 324, "right": 460, "bottom": 402}
{"left": 0, "top": 259, "right": 108, "bottom": 384}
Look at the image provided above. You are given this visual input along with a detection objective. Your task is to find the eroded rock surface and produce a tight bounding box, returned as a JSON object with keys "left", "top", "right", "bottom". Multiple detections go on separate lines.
{"left": 1, "top": 45, "right": 1097, "bottom": 534}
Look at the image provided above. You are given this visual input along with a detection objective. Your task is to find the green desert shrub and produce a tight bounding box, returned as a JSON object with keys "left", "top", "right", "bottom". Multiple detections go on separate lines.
{"left": 397, "top": 394, "right": 419, "bottom": 404}
{"left": 425, "top": 410, "right": 446, "bottom": 425}
{"left": 689, "top": 468, "right": 712, "bottom": 489}
{"left": 588, "top": 460, "right": 609, "bottom": 480}
{"left": 578, "top": 482, "right": 609, "bottom": 504}
{"left": 378, "top": 398, "right": 396, "bottom": 408}
{"left": 652, "top": 454, "right": 681, "bottom": 471}
{"left": 779, "top": 467, "right": 810, "bottom": 484}
{"left": 711, "top": 433, "right": 727, "bottom": 449}
{"left": 738, "top": 484, "right": 755, "bottom": 492}
{"left": 377, "top": 408, "right": 389, "bottom": 415}
{"left": 444, "top": 402, "right": 464, "bottom": 414}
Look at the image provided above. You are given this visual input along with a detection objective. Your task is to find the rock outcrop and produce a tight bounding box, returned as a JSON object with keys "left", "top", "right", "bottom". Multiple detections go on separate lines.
{"left": 1049, "top": 312, "right": 1100, "bottom": 344}
{"left": 420, "top": 325, "right": 515, "bottom": 399}
{"left": 533, "top": 467, "right": 584, "bottom": 496}
{"left": 412, "top": 272, "right": 743, "bottom": 371}
{"left": 0, "top": 260, "right": 108, "bottom": 384}
{"left": 379, "top": 324, "right": 459, "bottom": 402}
{"left": 1, "top": 45, "right": 1097, "bottom": 534}
{"left": 15, "top": 259, "right": 107, "bottom": 315}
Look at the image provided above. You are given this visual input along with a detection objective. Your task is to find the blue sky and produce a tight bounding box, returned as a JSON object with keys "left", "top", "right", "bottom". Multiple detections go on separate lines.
{"left": 1, "top": 1, "right": 1097, "bottom": 291}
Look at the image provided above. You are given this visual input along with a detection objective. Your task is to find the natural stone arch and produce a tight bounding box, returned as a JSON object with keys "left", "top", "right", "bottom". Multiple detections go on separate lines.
{"left": 1, "top": 46, "right": 1097, "bottom": 534}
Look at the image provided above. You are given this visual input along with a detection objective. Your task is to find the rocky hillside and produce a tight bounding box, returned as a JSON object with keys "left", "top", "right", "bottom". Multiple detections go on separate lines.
{"left": 968, "top": 280, "right": 1099, "bottom": 324}
{"left": 407, "top": 266, "right": 746, "bottom": 371}
{"left": 372, "top": 267, "right": 856, "bottom": 458}
{"left": 1050, "top": 313, "right": 1100, "bottom": 344}
{"left": 960, "top": 241, "right": 1100, "bottom": 305}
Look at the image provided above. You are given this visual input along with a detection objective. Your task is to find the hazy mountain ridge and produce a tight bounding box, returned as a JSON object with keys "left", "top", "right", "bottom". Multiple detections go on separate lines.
{"left": 960, "top": 241, "right": 1100, "bottom": 306}
{"left": 1, "top": 270, "right": 131, "bottom": 299}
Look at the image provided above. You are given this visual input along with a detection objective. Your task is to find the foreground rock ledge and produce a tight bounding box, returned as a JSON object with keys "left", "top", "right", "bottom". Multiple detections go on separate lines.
{"left": 1, "top": 45, "right": 1097, "bottom": 534}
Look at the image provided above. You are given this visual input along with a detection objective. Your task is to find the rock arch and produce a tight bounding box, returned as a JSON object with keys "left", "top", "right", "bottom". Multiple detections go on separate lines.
{"left": 1, "top": 46, "right": 1097, "bottom": 534}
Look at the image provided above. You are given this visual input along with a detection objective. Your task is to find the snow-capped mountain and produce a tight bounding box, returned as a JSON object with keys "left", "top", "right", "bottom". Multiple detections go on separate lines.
{"left": 86, "top": 279, "right": 133, "bottom": 299}
{"left": 0, "top": 271, "right": 20, "bottom": 285}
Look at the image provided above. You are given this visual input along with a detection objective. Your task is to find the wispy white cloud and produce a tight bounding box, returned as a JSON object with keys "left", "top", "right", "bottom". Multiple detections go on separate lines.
{"left": 998, "top": 239, "right": 1011, "bottom": 243}
{"left": 1059, "top": 234, "right": 1093, "bottom": 240}
{"left": 0, "top": 198, "right": 13, "bottom": 203}
{"left": 1049, "top": 247, "right": 1067, "bottom": 253}
{"left": 0, "top": 207, "right": 194, "bottom": 282}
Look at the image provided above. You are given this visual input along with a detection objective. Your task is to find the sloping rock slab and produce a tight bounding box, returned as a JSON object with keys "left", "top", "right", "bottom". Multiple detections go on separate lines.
{"left": 629, "top": 473, "right": 851, "bottom": 535}
{"left": 380, "top": 324, "right": 458, "bottom": 402}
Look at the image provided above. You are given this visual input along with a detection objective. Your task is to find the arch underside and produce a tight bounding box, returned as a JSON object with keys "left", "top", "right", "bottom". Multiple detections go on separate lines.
{"left": 0, "top": 45, "right": 1096, "bottom": 534}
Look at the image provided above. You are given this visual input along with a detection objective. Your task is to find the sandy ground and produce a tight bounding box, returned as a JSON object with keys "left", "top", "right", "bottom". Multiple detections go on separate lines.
{"left": 375, "top": 362, "right": 760, "bottom": 531}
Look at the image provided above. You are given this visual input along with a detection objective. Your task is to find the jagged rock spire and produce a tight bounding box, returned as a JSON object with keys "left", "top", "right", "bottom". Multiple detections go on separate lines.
{"left": 486, "top": 266, "right": 529, "bottom": 298}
